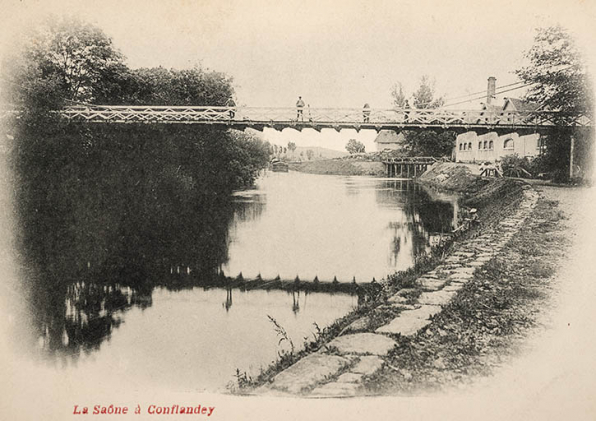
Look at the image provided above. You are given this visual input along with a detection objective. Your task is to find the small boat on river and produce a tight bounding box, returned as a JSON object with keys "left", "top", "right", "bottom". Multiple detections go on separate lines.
{"left": 270, "top": 159, "right": 289, "bottom": 172}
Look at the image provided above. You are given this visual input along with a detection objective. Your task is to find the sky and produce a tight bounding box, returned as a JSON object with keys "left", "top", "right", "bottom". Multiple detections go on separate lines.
{"left": 1, "top": 0, "right": 595, "bottom": 151}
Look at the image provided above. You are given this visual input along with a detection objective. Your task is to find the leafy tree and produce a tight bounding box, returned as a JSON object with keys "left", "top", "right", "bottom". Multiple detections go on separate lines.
{"left": 122, "top": 66, "right": 234, "bottom": 106}
{"left": 516, "top": 25, "right": 593, "bottom": 181}
{"left": 391, "top": 82, "right": 406, "bottom": 108}
{"left": 345, "top": 139, "right": 366, "bottom": 154}
{"left": 5, "top": 16, "right": 269, "bottom": 193}
{"left": 306, "top": 149, "right": 314, "bottom": 160}
{"left": 395, "top": 76, "right": 452, "bottom": 157}
{"left": 516, "top": 26, "right": 592, "bottom": 115}
{"left": 410, "top": 130, "right": 456, "bottom": 157}
{"left": 2, "top": 16, "right": 126, "bottom": 105}
{"left": 287, "top": 142, "right": 297, "bottom": 155}
{"left": 412, "top": 75, "right": 444, "bottom": 109}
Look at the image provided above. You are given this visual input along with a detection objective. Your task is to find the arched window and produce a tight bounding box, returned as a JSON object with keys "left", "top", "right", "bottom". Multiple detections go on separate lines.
{"left": 459, "top": 143, "right": 463, "bottom": 150}
{"left": 468, "top": 142, "right": 472, "bottom": 150}
{"left": 489, "top": 140, "right": 494, "bottom": 150}
{"left": 503, "top": 138, "right": 514, "bottom": 149}
{"left": 483, "top": 140, "right": 488, "bottom": 149}
{"left": 478, "top": 141, "right": 482, "bottom": 150}
{"left": 463, "top": 143, "right": 467, "bottom": 150}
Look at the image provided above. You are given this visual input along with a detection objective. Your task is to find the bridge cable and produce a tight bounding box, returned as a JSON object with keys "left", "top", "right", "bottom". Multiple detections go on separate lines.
{"left": 442, "top": 82, "right": 538, "bottom": 108}
{"left": 443, "top": 80, "right": 527, "bottom": 102}
{"left": 410, "top": 80, "right": 529, "bottom": 109}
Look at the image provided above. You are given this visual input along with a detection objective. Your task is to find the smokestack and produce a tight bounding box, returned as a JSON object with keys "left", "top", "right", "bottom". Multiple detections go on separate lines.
{"left": 487, "top": 77, "right": 496, "bottom": 105}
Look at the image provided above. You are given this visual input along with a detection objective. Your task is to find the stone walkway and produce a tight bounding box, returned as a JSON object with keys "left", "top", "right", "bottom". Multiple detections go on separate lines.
{"left": 257, "top": 186, "right": 540, "bottom": 397}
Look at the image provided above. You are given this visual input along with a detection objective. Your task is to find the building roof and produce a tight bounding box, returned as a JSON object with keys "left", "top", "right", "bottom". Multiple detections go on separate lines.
{"left": 374, "top": 130, "right": 405, "bottom": 144}
{"left": 480, "top": 103, "right": 503, "bottom": 113}
{"left": 503, "top": 97, "right": 540, "bottom": 112}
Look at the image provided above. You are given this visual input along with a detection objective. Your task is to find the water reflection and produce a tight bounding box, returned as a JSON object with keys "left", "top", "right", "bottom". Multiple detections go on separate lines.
{"left": 375, "top": 179, "right": 457, "bottom": 265}
{"left": 224, "top": 173, "right": 457, "bottom": 281}
{"left": 12, "top": 156, "right": 456, "bottom": 389}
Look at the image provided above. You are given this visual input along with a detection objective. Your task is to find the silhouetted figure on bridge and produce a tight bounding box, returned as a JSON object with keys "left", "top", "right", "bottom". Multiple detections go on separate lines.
{"left": 296, "top": 96, "right": 305, "bottom": 121}
{"left": 363, "top": 103, "right": 371, "bottom": 122}
{"left": 404, "top": 99, "right": 410, "bottom": 122}
{"left": 226, "top": 98, "right": 236, "bottom": 120}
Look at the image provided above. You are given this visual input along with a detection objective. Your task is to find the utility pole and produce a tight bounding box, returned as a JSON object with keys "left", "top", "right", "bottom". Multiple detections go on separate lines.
{"left": 569, "top": 134, "right": 575, "bottom": 180}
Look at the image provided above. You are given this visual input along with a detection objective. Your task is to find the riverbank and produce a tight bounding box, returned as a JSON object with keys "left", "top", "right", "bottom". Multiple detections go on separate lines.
{"left": 288, "top": 159, "right": 386, "bottom": 176}
{"left": 287, "top": 150, "right": 416, "bottom": 176}
{"left": 241, "top": 163, "right": 574, "bottom": 397}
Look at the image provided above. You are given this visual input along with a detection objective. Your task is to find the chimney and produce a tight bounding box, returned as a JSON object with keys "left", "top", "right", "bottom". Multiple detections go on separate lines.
{"left": 487, "top": 77, "right": 496, "bottom": 105}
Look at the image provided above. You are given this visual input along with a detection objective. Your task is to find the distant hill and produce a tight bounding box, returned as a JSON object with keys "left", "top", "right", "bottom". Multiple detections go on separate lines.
{"left": 289, "top": 146, "right": 348, "bottom": 160}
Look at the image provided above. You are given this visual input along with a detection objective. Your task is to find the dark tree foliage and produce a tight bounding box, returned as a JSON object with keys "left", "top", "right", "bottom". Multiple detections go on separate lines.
{"left": 407, "top": 130, "right": 456, "bottom": 157}
{"left": 392, "top": 76, "right": 454, "bottom": 157}
{"left": 2, "top": 16, "right": 126, "bottom": 107}
{"left": 2, "top": 16, "right": 236, "bottom": 109}
{"left": 105, "top": 66, "right": 235, "bottom": 106}
{"left": 516, "top": 26, "right": 593, "bottom": 115}
{"left": 5, "top": 16, "right": 270, "bottom": 297}
{"left": 13, "top": 122, "right": 270, "bottom": 356}
{"left": 516, "top": 26, "right": 594, "bottom": 182}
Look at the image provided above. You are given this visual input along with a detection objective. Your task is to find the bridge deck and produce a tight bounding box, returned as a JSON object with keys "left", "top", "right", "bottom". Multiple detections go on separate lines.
{"left": 1, "top": 105, "right": 591, "bottom": 132}
{"left": 52, "top": 105, "right": 592, "bottom": 132}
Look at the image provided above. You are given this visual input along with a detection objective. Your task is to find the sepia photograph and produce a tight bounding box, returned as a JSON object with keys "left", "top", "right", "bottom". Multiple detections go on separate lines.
{"left": 1, "top": 0, "right": 595, "bottom": 420}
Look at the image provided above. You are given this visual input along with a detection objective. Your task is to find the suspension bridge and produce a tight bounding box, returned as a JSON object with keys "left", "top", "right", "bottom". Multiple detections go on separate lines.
{"left": 10, "top": 104, "right": 588, "bottom": 134}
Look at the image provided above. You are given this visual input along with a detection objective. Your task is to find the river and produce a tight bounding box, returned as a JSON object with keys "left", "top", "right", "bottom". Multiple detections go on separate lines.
{"left": 225, "top": 171, "right": 458, "bottom": 282}
{"left": 8, "top": 169, "right": 457, "bottom": 391}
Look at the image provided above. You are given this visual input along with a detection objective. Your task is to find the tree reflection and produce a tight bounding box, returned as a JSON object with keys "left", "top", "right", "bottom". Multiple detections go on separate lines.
{"left": 12, "top": 129, "right": 266, "bottom": 359}
{"left": 376, "top": 180, "right": 456, "bottom": 265}
{"left": 291, "top": 290, "right": 301, "bottom": 314}
{"left": 223, "top": 287, "right": 233, "bottom": 312}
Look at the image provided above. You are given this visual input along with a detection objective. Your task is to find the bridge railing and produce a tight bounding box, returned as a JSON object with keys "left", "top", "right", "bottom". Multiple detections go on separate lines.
{"left": 3, "top": 104, "right": 592, "bottom": 128}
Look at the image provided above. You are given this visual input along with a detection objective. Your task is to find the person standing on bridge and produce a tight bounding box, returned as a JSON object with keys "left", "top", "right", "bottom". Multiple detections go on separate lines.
{"left": 363, "top": 103, "right": 371, "bottom": 123}
{"left": 296, "top": 96, "right": 305, "bottom": 121}
{"left": 404, "top": 99, "right": 410, "bottom": 122}
{"left": 226, "top": 98, "right": 236, "bottom": 120}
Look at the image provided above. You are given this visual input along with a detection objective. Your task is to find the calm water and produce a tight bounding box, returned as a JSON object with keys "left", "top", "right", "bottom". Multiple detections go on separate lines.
{"left": 31, "top": 287, "right": 355, "bottom": 392}
{"left": 11, "top": 168, "right": 457, "bottom": 391}
{"left": 225, "top": 171, "right": 458, "bottom": 281}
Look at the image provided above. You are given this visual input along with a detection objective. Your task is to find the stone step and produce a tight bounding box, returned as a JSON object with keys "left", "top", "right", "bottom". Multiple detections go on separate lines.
{"left": 328, "top": 333, "right": 398, "bottom": 356}
{"left": 376, "top": 305, "right": 442, "bottom": 336}
{"left": 268, "top": 353, "right": 352, "bottom": 394}
{"left": 351, "top": 356, "right": 385, "bottom": 375}
{"left": 417, "top": 290, "right": 456, "bottom": 306}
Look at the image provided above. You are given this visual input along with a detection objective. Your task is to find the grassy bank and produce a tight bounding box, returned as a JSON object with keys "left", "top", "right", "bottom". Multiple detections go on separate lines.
{"left": 363, "top": 195, "right": 566, "bottom": 393}
{"left": 289, "top": 159, "right": 385, "bottom": 176}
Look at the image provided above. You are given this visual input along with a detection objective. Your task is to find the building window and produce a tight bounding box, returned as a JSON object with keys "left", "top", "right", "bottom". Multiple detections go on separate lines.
{"left": 468, "top": 142, "right": 472, "bottom": 150}
{"left": 489, "top": 140, "right": 494, "bottom": 150}
{"left": 463, "top": 143, "right": 467, "bottom": 150}
{"left": 483, "top": 140, "right": 488, "bottom": 149}
{"left": 459, "top": 143, "right": 463, "bottom": 150}
{"left": 503, "top": 138, "right": 514, "bottom": 149}
{"left": 478, "top": 141, "right": 482, "bottom": 150}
